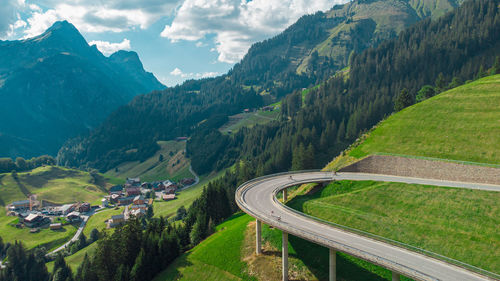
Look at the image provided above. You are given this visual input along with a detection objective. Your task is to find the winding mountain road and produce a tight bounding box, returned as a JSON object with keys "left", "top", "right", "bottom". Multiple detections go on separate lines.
{"left": 236, "top": 171, "right": 500, "bottom": 281}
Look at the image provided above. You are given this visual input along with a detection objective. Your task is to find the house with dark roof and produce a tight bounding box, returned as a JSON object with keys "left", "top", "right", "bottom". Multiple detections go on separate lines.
{"left": 125, "top": 187, "right": 141, "bottom": 197}
{"left": 8, "top": 200, "right": 30, "bottom": 211}
{"left": 109, "top": 185, "right": 123, "bottom": 194}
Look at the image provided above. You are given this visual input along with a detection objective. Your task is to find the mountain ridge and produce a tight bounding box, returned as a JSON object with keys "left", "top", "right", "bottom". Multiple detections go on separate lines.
{"left": 0, "top": 21, "right": 165, "bottom": 158}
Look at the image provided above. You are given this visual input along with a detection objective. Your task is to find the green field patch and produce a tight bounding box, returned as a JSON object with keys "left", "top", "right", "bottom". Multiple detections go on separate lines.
{"left": 348, "top": 75, "right": 500, "bottom": 165}
{"left": 288, "top": 180, "right": 500, "bottom": 274}
{"left": 219, "top": 110, "right": 279, "bottom": 135}
{"left": 0, "top": 208, "right": 77, "bottom": 251}
{"left": 154, "top": 213, "right": 256, "bottom": 281}
{"left": 83, "top": 207, "right": 124, "bottom": 237}
{"left": 105, "top": 140, "right": 193, "bottom": 182}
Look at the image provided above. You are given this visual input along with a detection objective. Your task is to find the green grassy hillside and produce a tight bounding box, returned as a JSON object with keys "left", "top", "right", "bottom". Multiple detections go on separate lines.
{"left": 105, "top": 140, "right": 194, "bottom": 182}
{"left": 347, "top": 75, "right": 500, "bottom": 165}
{"left": 154, "top": 213, "right": 255, "bottom": 281}
{"left": 0, "top": 165, "right": 107, "bottom": 206}
{"left": 288, "top": 181, "right": 500, "bottom": 275}
{"left": 0, "top": 166, "right": 108, "bottom": 250}
{"left": 218, "top": 110, "right": 279, "bottom": 135}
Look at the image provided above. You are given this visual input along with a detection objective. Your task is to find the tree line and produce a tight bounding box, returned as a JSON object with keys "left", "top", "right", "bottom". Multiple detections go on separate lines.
{"left": 0, "top": 155, "right": 56, "bottom": 173}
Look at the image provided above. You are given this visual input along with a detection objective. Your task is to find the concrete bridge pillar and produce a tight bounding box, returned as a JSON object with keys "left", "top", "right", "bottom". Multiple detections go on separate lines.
{"left": 329, "top": 249, "right": 336, "bottom": 281}
{"left": 256, "top": 219, "right": 262, "bottom": 255}
{"left": 392, "top": 272, "right": 401, "bottom": 281}
{"left": 282, "top": 231, "right": 288, "bottom": 281}
{"left": 283, "top": 189, "right": 288, "bottom": 202}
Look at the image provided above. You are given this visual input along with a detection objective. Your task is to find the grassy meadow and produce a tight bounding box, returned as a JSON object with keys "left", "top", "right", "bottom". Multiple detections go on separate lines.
{"left": 0, "top": 165, "right": 106, "bottom": 206}
{"left": 219, "top": 110, "right": 279, "bottom": 135}
{"left": 288, "top": 180, "right": 500, "bottom": 274}
{"left": 0, "top": 166, "right": 107, "bottom": 250}
{"left": 105, "top": 140, "right": 194, "bottom": 182}
{"left": 348, "top": 74, "right": 500, "bottom": 165}
{"left": 154, "top": 213, "right": 256, "bottom": 281}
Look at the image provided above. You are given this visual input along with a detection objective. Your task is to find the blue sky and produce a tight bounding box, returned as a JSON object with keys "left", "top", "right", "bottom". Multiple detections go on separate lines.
{"left": 0, "top": 0, "right": 346, "bottom": 86}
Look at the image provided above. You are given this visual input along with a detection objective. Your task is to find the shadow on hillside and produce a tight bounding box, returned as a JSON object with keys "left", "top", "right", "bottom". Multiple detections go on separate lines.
{"left": 21, "top": 166, "right": 80, "bottom": 188}
{"left": 290, "top": 235, "right": 388, "bottom": 281}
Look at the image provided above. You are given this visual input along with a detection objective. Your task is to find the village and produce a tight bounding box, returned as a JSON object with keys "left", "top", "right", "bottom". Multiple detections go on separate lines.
{"left": 5, "top": 176, "right": 197, "bottom": 234}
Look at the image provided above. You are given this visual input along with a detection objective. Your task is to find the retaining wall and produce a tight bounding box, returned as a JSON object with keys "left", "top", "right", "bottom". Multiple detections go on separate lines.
{"left": 339, "top": 155, "right": 500, "bottom": 185}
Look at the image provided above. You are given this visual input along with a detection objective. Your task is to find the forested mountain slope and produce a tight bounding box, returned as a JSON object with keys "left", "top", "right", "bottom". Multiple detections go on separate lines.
{"left": 0, "top": 21, "right": 164, "bottom": 158}
{"left": 58, "top": 0, "right": 458, "bottom": 171}
{"left": 230, "top": 0, "right": 459, "bottom": 97}
{"left": 187, "top": 0, "right": 500, "bottom": 175}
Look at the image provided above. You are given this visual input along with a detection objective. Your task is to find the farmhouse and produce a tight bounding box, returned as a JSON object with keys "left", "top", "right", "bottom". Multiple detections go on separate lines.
{"left": 55, "top": 204, "right": 75, "bottom": 216}
{"left": 125, "top": 177, "right": 141, "bottom": 188}
{"left": 107, "top": 214, "right": 125, "bottom": 228}
{"left": 101, "top": 198, "right": 109, "bottom": 207}
{"left": 133, "top": 195, "right": 145, "bottom": 205}
{"left": 24, "top": 213, "right": 48, "bottom": 228}
{"left": 66, "top": 212, "right": 81, "bottom": 222}
{"left": 118, "top": 196, "right": 134, "bottom": 206}
{"left": 8, "top": 200, "right": 30, "bottom": 211}
{"left": 125, "top": 187, "right": 141, "bottom": 197}
{"left": 109, "top": 185, "right": 123, "bottom": 194}
{"left": 162, "top": 194, "right": 176, "bottom": 201}
{"left": 50, "top": 223, "right": 62, "bottom": 230}
{"left": 78, "top": 202, "right": 91, "bottom": 212}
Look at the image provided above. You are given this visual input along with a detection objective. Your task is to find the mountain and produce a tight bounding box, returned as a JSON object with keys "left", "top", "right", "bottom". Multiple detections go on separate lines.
{"left": 0, "top": 21, "right": 164, "bottom": 158}
{"left": 230, "top": 0, "right": 459, "bottom": 97}
{"left": 58, "top": 0, "right": 460, "bottom": 171}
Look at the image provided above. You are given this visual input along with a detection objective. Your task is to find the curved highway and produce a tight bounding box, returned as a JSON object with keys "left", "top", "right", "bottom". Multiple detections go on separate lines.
{"left": 236, "top": 171, "right": 500, "bottom": 281}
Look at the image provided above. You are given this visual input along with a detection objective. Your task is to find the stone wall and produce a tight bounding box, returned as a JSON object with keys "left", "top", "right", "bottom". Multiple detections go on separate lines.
{"left": 339, "top": 155, "right": 500, "bottom": 185}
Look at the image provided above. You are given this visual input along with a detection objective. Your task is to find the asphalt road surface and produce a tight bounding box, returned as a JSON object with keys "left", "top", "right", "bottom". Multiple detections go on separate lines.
{"left": 236, "top": 171, "right": 500, "bottom": 281}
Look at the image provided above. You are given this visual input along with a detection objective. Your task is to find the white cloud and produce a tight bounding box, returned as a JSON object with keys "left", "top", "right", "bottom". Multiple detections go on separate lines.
{"left": 0, "top": 0, "right": 23, "bottom": 38}
{"left": 170, "top": 67, "right": 184, "bottom": 76}
{"left": 89, "top": 38, "right": 132, "bottom": 56}
{"left": 161, "top": 0, "right": 348, "bottom": 63}
{"left": 170, "top": 67, "right": 220, "bottom": 79}
{"left": 14, "top": 0, "right": 182, "bottom": 38}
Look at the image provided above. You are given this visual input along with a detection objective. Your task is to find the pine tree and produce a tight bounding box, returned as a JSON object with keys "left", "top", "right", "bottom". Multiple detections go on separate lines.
{"left": 435, "top": 73, "right": 446, "bottom": 93}
{"left": 394, "top": 88, "right": 414, "bottom": 111}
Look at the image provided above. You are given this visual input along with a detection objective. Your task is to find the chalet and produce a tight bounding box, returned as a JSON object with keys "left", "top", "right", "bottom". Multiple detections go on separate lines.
{"left": 133, "top": 195, "right": 145, "bottom": 205}
{"left": 8, "top": 200, "right": 30, "bottom": 211}
{"left": 118, "top": 196, "right": 134, "bottom": 206}
{"left": 125, "top": 187, "right": 141, "bottom": 197}
{"left": 162, "top": 180, "right": 177, "bottom": 194}
{"left": 262, "top": 106, "right": 275, "bottom": 111}
{"left": 101, "top": 198, "right": 109, "bottom": 207}
{"left": 108, "top": 214, "right": 125, "bottom": 228}
{"left": 165, "top": 187, "right": 176, "bottom": 194}
{"left": 126, "top": 178, "right": 141, "bottom": 187}
{"left": 141, "top": 182, "right": 152, "bottom": 189}
{"left": 78, "top": 203, "right": 91, "bottom": 213}
{"left": 24, "top": 214, "right": 48, "bottom": 228}
{"left": 162, "top": 194, "right": 176, "bottom": 201}
{"left": 152, "top": 181, "right": 162, "bottom": 191}
{"left": 109, "top": 185, "right": 123, "bottom": 194}
{"left": 243, "top": 108, "right": 250, "bottom": 113}
{"left": 66, "top": 212, "right": 81, "bottom": 222}
{"left": 180, "top": 178, "right": 195, "bottom": 186}
{"left": 110, "top": 193, "right": 121, "bottom": 203}
{"left": 50, "top": 223, "right": 62, "bottom": 230}
{"left": 55, "top": 204, "right": 75, "bottom": 216}
{"left": 130, "top": 204, "right": 148, "bottom": 211}
{"left": 130, "top": 208, "right": 145, "bottom": 218}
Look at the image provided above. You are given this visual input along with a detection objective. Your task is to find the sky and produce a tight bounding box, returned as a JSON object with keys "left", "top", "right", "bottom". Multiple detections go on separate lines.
{"left": 0, "top": 0, "right": 347, "bottom": 86}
